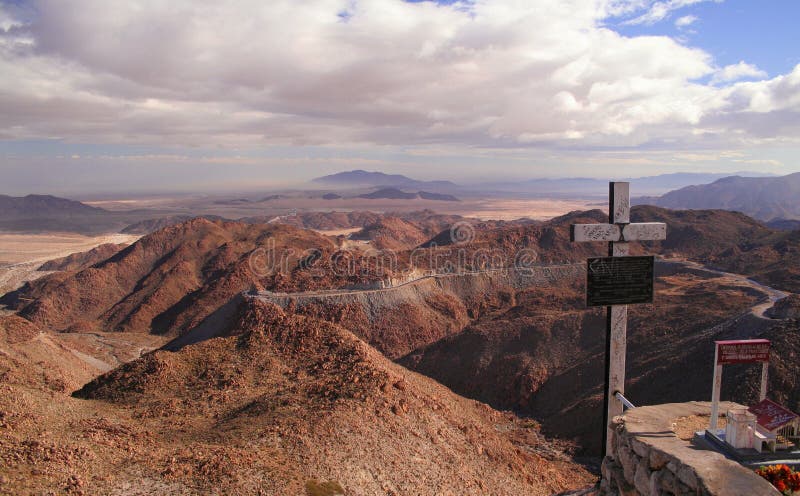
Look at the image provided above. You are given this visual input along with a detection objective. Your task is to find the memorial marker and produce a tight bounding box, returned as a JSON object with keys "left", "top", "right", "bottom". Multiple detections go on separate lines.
{"left": 703, "top": 338, "right": 800, "bottom": 460}
{"left": 571, "top": 182, "right": 667, "bottom": 457}
{"left": 709, "top": 339, "right": 771, "bottom": 432}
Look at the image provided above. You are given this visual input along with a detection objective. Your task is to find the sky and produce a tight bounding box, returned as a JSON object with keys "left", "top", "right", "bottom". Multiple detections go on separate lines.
{"left": 0, "top": 0, "right": 798, "bottom": 194}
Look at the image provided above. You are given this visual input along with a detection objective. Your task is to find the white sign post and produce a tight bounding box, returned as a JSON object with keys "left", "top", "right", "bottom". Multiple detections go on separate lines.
{"left": 571, "top": 182, "right": 667, "bottom": 458}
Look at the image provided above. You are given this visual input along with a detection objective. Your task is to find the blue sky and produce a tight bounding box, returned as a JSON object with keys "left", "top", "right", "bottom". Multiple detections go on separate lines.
{"left": 613, "top": 0, "right": 800, "bottom": 78}
{"left": 0, "top": 0, "right": 798, "bottom": 194}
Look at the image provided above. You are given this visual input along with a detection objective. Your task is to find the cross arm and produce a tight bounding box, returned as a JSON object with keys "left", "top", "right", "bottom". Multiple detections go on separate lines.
{"left": 570, "top": 223, "right": 620, "bottom": 242}
{"left": 621, "top": 222, "right": 666, "bottom": 241}
{"left": 571, "top": 222, "right": 666, "bottom": 242}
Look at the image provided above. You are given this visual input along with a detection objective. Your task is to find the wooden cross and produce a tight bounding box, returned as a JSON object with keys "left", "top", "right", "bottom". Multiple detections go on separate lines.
{"left": 570, "top": 182, "right": 667, "bottom": 457}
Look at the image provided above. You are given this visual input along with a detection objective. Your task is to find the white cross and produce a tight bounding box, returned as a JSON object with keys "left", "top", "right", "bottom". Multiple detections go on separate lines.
{"left": 570, "top": 182, "right": 667, "bottom": 458}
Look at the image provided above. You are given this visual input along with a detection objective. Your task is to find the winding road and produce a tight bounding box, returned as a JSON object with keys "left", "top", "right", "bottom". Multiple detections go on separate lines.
{"left": 249, "top": 258, "right": 790, "bottom": 320}
{"left": 660, "top": 259, "right": 788, "bottom": 319}
{"left": 248, "top": 263, "right": 584, "bottom": 300}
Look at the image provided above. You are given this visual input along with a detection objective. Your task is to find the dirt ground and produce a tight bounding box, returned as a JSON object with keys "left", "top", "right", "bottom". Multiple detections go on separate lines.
{"left": 672, "top": 415, "right": 726, "bottom": 441}
{"left": 0, "top": 233, "right": 140, "bottom": 296}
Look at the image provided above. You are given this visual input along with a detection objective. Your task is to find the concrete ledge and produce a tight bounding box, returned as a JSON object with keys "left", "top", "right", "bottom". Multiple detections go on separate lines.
{"left": 600, "top": 401, "right": 779, "bottom": 496}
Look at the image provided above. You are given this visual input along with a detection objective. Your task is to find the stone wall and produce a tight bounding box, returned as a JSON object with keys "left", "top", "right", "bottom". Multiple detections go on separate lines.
{"left": 600, "top": 401, "right": 778, "bottom": 496}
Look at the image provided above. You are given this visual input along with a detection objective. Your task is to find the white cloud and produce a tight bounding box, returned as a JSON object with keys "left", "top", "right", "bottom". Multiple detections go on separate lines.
{"left": 711, "top": 61, "right": 768, "bottom": 84}
{"left": 623, "top": 0, "right": 720, "bottom": 26}
{"left": 675, "top": 14, "right": 698, "bottom": 28}
{"left": 0, "top": 0, "right": 794, "bottom": 157}
{"left": 724, "top": 65, "right": 800, "bottom": 113}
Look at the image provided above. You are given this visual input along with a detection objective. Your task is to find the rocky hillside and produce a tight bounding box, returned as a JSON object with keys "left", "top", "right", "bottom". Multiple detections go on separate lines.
{"left": 38, "top": 243, "right": 129, "bottom": 272}
{"left": 631, "top": 205, "right": 800, "bottom": 292}
{"left": 254, "top": 267, "right": 584, "bottom": 360}
{"left": 0, "top": 299, "right": 592, "bottom": 495}
{"left": 1, "top": 219, "right": 391, "bottom": 335}
{"left": 398, "top": 265, "right": 772, "bottom": 454}
{"left": 248, "top": 210, "right": 383, "bottom": 230}
{"left": 2, "top": 204, "right": 799, "bottom": 492}
{"left": 350, "top": 216, "right": 429, "bottom": 250}
{"left": 120, "top": 215, "right": 225, "bottom": 234}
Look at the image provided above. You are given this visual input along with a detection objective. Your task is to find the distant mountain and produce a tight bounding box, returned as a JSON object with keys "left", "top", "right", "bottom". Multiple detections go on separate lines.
{"left": 357, "top": 188, "right": 417, "bottom": 200}
{"left": 484, "top": 172, "right": 775, "bottom": 196}
{"left": 356, "top": 188, "right": 459, "bottom": 201}
{"left": 0, "top": 194, "right": 116, "bottom": 233}
{"left": 418, "top": 191, "right": 459, "bottom": 201}
{"left": 313, "top": 170, "right": 774, "bottom": 197}
{"left": 0, "top": 194, "right": 189, "bottom": 234}
{"left": 623, "top": 172, "right": 775, "bottom": 193}
{"left": 312, "top": 170, "right": 458, "bottom": 190}
{"left": 638, "top": 173, "right": 800, "bottom": 221}
{"left": 0, "top": 194, "right": 104, "bottom": 217}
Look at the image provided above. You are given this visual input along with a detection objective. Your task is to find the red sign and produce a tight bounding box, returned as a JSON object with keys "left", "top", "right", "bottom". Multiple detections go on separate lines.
{"left": 749, "top": 399, "right": 799, "bottom": 431}
{"left": 716, "top": 339, "right": 770, "bottom": 364}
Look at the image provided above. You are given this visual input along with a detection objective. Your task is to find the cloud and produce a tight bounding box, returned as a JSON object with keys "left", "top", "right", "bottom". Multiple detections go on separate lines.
{"left": 711, "top": 61, "right": 768, "bottom": 84}
{"left": 623, "top": 0, "right": 720, "bottom": 26}
{"left": 0, "top": 0, "right": 794, "bottom": 157}
{"left": 674, "top": 14, "right": 698, "bottom": 28}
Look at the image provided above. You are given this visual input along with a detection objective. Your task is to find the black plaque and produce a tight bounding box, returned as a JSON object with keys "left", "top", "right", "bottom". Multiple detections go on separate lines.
{"left": 586, "top": 256, "right": 654, "bottom": 307}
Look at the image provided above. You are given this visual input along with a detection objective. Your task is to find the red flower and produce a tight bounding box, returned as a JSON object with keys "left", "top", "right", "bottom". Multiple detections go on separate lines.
{"left": 757, "top": 464, "right": 800, "bottom": 495}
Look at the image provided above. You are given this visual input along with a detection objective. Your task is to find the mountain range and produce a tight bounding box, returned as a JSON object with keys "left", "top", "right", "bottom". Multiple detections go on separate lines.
{"left": 311, "top": 169, "right": 777, "bottom": 196}
{"left": 481, "top": 171, "right": 778, "bottom": 196}
{"left": 637, "top": 172, "right": 800, "bottom": 221}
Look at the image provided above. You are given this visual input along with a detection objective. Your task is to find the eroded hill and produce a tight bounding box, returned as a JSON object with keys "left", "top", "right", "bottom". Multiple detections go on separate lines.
{"left": 0, "top": 301, "right": 593, "bottom": 495}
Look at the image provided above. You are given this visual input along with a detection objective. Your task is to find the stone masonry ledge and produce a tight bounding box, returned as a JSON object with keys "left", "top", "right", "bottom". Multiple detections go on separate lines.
{"left": 601, "top": 401, "right": 779, "bottom": 495}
